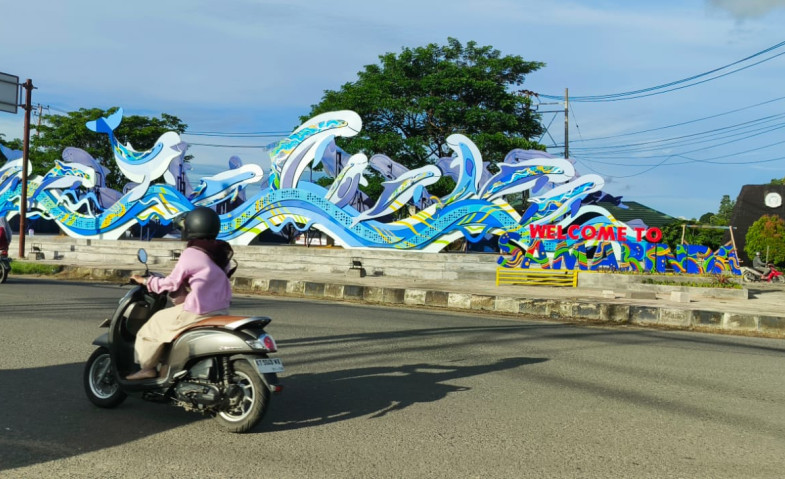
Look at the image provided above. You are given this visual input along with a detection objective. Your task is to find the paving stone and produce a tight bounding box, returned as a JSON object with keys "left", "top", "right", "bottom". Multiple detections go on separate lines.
{"left": 404, "top": 289, "right": 427, "bottom": 305}
{"left": 425, "top": 291, "right": 449, "bottom": 307}
{"left": 448, "top": 293, "right": 472, "bottom": 309}
{"left": 630, "top": 305, "right": 659, "bottom": 324}
{"left": 693, "top": 310, "right": 722, "bottom": 326}
{"left": 303, "top": 282, "right": 326, "bottom": 297}
{"left": 363, "top": 287, "right": 384, "bottom": 303}
{"left": 470, "top": 294, "right": 496, "bottom": 311}
{"left": 382, "top": 288, "right": 405, "bottom": 304}
{"left": 723, "top": 314, "right": 756, "bottom": 330}
{"left": 659, "top": 308, "right": 692, "bottom": 327}
{"left": 758, "top": 316, "right": 785, "bottom": 332}
{"left": 627, "top": 291, "right": 658, "bottom": 300}
{"left": 324, "top": 283, "right": 344, "bottom": 298}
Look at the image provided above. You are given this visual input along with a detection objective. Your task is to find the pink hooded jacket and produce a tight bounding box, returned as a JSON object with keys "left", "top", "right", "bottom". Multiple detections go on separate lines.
{"left": 146, "top": 247, "right": 232, "bottom": 314}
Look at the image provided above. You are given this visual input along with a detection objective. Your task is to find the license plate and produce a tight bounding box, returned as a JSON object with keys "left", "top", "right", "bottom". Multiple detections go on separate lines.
{"left": 254, "top": 357, "right": 284, "bottom": 374}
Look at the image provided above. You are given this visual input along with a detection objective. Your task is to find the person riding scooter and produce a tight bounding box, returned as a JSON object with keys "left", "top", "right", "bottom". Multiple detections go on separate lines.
{"left": 0, "top": 217, "right": 11, "bottom": 257}
{"left": 753, "top": 252, "right": 773, "bottom": 280}
{"left": 127, "top": 207, "right": 235, "bottom": 380}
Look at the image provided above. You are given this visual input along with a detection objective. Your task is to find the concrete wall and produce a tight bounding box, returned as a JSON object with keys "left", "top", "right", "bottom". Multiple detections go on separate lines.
{"left": 14, "top": 235, "right": 502, "bottom": 281}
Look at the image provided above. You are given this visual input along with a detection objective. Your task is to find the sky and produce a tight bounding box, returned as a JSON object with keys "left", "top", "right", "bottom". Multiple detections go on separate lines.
{"left": 1, "top": 0, "right": 784, "bottom": 220}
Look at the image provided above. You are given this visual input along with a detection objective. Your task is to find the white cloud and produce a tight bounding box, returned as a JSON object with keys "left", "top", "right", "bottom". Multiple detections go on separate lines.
{"left": 707, "top": 0, "right": 785, "bottom": 19}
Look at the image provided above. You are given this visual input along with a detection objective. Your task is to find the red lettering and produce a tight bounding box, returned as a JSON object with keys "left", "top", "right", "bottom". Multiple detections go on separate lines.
{"left": 529, "top": 224, "right": 548, "bottom": 239}
{"left": 646, "top": 227, "right": 662, "bottom": 242}
{"left": 568, "top": 225, "right": 580, "bottom": 240}
{"left": 581, "top": 225, "right": 597, "bottom": 240}
{"left": 545, "top": 225, "right": 556, "bottom": 239}
{"left": 616, "top": 226, "right": 627, "bottom": 239}
{"left": 634, "top": 227, "right": 646, "bottom": 241}
{"left": 596, "top": 226, "right": 615, "bottom": 241}
{"left": 556, "top": 225, "right": 566, "bottom": 240}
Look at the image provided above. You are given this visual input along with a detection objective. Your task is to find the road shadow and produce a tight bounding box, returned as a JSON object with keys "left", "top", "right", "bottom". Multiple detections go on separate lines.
{"left": 0, "top": 363, "right": 199, "bottom": 471}
{"left": 267, "top": 357, "right": 547, "bottom": 432}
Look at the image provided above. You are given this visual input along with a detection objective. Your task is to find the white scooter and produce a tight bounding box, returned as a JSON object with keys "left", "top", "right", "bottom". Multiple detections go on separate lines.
{"left": 83, "top": 248, "right": 284, "bottom": 433}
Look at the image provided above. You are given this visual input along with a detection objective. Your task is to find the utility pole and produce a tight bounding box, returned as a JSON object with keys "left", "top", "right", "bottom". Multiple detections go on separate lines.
{"left": 34, "top": 104, "right": 43, "bottom": 136}
{"left": 18, "top": 79, "right": 34, "bottom": 259}
{"left": 563, "top": 88, "right": 569, "bottom": 159}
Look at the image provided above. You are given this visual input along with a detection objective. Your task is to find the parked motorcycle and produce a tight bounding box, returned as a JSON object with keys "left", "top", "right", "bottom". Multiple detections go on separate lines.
{"left": 741, "top": 264, "right": 785, "bottom": 283}
{"left": 0, "top": 253, "right": 10, "bottom": 284}
{"left": 83, "top": 248, "right": 284, "bottom": 433}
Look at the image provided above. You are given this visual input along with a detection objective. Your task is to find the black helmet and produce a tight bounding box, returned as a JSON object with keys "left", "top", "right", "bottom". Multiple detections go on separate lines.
{"left": 181, "top": 207, "right": 221, "bottom": 240}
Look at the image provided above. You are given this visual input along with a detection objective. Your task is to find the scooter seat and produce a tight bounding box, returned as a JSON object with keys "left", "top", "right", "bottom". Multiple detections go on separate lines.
{"left": 177, "top": 314, "right": 267, "bottom": 333}
{"left": 184, "top": 315, "right": 248, "bottom": 330}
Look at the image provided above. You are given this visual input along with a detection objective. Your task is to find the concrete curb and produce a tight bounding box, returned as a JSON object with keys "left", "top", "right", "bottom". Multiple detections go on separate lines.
{"left": 47, "top": 265, "right": 785, "bottom": 337}
{"left": 226, "top": 274, "right": 785, "bottom": 337}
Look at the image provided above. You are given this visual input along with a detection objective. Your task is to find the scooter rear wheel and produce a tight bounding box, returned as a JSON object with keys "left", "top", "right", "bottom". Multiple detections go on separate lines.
{"left": 0, "top": 263, "right": 7, "bottom": 283}
{"left": 215, "top": 360, "right": 270, "bottom": 433}
{"left": 742, "top": 270, "right": 758, "bottom": 282}
{"left": 84, "top": 347, "right": 127, "bottom": 408}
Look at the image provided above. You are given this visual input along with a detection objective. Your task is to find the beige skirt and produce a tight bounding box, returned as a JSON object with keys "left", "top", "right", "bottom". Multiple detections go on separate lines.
{"left": 134, "top": 303, "right": 229, "bottom": 369}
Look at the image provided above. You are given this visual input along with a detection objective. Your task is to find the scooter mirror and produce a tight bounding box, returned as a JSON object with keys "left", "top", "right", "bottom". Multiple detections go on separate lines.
{"left": 137, "top": 248, "right": 148, "bottom": 265}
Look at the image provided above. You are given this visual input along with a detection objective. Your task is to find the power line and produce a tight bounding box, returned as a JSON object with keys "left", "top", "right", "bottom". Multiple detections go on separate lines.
{"left": 539, "top": 40, "right": 785, "bottom": 102}
{"left": 183, "top": 130, "right": 289, "bottom": 137}
{"left": 570, "top": 95, "right": 785, "bottom": 143}
{"left": 572, "top": 152, "right": 785, "bottom": 179}
{"left": 580, "top": 122, "right": 785, "bottom": 159}
{"left": 187, "top": 141, "right": 280, "bottom": 149}
{"left": 579, "top": 137, "right": 785, "bottom": 167}
{"left": 561, "top": 114, "right": 785, "bottom": 155}
{"left": 569, "top": 115, "right": 785, "bottom": 155}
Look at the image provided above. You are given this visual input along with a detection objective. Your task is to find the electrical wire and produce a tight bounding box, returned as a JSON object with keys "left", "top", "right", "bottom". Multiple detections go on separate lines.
{"left": 187, "top": 141, "right": 280, "bottom": 149}
{"left": 539, "top": 40, "right": 785, "bottom": 102}
{"left": 561, "top": 114, "right": 785, "bottom": 154}
{"left": 578, "top": 137, "right": 785, "bottom": 167}
{"left": 183, "top": 131, "right": 289, "bottom": 137}
{"left": 576, "top": 122, "right": 785, "bottom": 160}
{"left": 570, "top": 95, "right": 785, "bottom": 143}
{"left": 574, "top": 152, "right": 785, "bottom": 179}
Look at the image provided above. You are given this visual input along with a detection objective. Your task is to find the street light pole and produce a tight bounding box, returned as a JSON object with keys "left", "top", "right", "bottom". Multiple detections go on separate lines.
{"left": 563, "top": 88, "right": 569, "bottom": 159}
{"left": 18, "top": 79, "right": 33, "bottom": 259}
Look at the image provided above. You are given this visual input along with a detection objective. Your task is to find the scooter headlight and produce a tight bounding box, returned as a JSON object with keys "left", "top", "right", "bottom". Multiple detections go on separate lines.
{"left": 246, "top": 333, "right": 277, "bottom": 352}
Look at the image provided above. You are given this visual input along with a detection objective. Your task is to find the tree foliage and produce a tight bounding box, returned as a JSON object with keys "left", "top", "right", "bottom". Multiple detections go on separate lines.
{"left": 0, "top": 133, "right": 23, "bottom": 152}
{"left": 1, "top": 108, "right": 187, "bottom": 191}
{"left": 35, "top": 108, "right": 188, "bottom": 190}
{"left": 305, "top": 38, "right": 545, "bottom": 174}
{"left": 715, "top": 194, "right": 735, "bottom": 225}
{"left": 745, "top": 214, "right": 785, "bottom": 264}
{"left": 660, "top": 195, "right": 736, "bottom": 251}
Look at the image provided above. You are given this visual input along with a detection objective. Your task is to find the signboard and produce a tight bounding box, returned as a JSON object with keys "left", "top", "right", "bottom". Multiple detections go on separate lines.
{"left": 0, "top": 72, "right": 19, "bottom": 114}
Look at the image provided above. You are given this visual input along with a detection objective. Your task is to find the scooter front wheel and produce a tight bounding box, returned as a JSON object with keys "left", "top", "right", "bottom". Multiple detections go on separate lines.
{"left": 83, "top": 347, "right": 127, "bottom": 408}
{"left": 215, "top": 360, "right": 270, "bottom": 433}
{"left": 0, "top": 264, "right": 7, "bottom": 284}
{"left": 774, "top": 275, "right": 785, "bottom": 284}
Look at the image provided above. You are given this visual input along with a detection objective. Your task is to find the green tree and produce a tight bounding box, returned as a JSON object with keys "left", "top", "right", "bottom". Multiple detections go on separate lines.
{"left": 745, "top": 214, "right": 785, "bottom": 264}
{"left": 714, "top": 194, "right": 735, "bottom": 225}
{"left": 660, "top": 196, "right": 736, "bottom": 251}
{"left": 29, "top": 108, "right": 187, "bottom": 190}
{"left": 660, "top": 220, "right": 689, "bottom": 250}
{"left": 0, "top": 134, "right": 23, "bottom": 159}
{"left": 304, "top": 38, "right": 545, "bottom": 196}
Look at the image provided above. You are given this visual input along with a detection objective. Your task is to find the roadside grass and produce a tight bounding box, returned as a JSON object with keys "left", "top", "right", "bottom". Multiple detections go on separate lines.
{"left": 9, "top": 261, "right": 63, "bottom": 275}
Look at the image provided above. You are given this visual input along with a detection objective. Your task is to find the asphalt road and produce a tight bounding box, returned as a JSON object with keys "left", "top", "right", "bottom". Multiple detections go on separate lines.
{"left": 1, "top": 277, "right": 785, "bottom": 478}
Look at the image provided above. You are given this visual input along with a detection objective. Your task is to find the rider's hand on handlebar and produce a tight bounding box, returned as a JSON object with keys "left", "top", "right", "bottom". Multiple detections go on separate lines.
{"left": 130, "top": 274, "right": 147, "bottom": 285}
